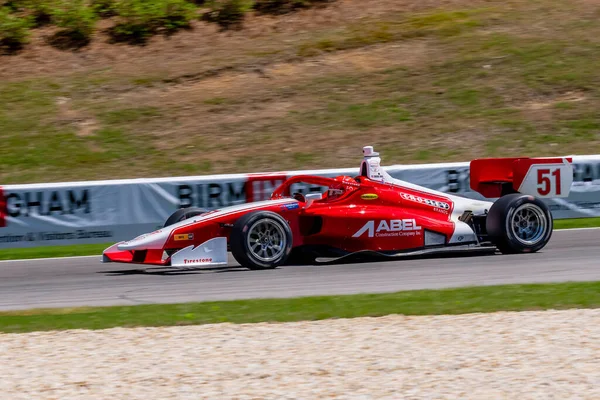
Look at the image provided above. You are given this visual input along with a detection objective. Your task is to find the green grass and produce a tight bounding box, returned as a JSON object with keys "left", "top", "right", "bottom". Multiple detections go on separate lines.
{"left": 2, "top": 0, "right": 600, "bottom": 182}
{"left": 554, "top": 217, "right": 600, "bottom": 230}
{"left": 0, "top": 80, "right": 157, "bottom": 182}
{"left": 296, "top": 8, "right": 493, "bottom": 57}
{"left": 296, "top": 99, "right": 413, "bottom": 130}
{"left": 2, "top": 281, "right": 600, "bottom": 333}
{"left": 98, "top": 106, "right": 160, "bottom": 124}
{"left": 0, "top": 218, "right": 597, "bottom": 261}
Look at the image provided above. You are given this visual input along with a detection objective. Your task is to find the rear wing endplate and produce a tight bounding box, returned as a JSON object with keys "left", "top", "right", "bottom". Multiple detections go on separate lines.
{"left": 470, "top": 157, "right": 573, "bottom": 198}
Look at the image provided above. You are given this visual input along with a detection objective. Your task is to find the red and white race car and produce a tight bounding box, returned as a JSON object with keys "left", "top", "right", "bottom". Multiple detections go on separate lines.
{"left": 102, "top": 146, "right": 573, "bottom": 270}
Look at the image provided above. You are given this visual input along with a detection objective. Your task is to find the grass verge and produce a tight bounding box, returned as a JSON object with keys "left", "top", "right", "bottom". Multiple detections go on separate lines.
{"left": 554, "top": 217, "right": 600, "bottom": 230}
{"left": 1, "top": 281, "right": 600, "bottom": 333}
{"left": 0, "top": 243, "right": 110, "bottom": 261}
{"left": 0, "top": 218, "right": 597, "bottom": 261}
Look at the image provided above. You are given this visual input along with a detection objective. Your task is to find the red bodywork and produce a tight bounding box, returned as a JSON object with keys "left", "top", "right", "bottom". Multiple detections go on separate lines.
{"left": 271, "top": 175, "right": 455, "bottom": 253}
{"left": 470, "top": 157, "right": 573, "bottom": 198}
{"left": 103, "top": 149, "right": 573, "bottom": 267}
{"left": 103, "top": 174, "right": 458, "bottom": 266}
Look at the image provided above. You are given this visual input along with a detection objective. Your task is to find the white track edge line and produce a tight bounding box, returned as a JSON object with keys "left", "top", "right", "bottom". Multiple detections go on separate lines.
{"left": 0, "top": 255, "right": 100, "bottom": 263}
{"left": 555, "top": 227, "right": 600, "bottom": 232}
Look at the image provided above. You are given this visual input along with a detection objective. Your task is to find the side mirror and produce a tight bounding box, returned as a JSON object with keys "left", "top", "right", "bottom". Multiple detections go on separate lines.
{"left": 304, "top": 193, "right": 323, "bottom": 209}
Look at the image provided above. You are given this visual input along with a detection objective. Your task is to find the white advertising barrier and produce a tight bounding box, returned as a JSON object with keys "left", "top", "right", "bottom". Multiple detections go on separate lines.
{"left": 1, "top": 155, "right": 599, "bottom": 248}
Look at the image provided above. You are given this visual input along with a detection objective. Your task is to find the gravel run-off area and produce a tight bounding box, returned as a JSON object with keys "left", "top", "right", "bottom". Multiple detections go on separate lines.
{"left": 1, "top": 309, "right": 600, "bottom": 399}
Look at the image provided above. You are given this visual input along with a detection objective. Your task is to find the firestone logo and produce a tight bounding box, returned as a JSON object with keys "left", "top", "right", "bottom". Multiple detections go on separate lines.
{"left": 184, "top": 258, "right": 213, "bottom": 264}
{"left": 353, "top": 219, "right": 422, "bottom": 238}
{"left": 401, "top": 193, "right": 450, "bottom": 210}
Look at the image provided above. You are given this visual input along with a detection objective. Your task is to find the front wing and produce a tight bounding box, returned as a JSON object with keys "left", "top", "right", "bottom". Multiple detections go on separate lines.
{"left": 102, "top": 237, "right": 229, "bottom": 268}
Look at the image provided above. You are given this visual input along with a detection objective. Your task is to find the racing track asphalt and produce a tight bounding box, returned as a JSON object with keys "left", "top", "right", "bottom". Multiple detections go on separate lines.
{"left": 0, "top": 229, "right": 598, "bottom": 311}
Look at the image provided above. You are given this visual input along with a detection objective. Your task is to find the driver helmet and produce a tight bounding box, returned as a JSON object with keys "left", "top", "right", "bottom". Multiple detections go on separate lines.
{"left": 327, "top": 176, "right": 358, "bottom": 200}
{"left": 327, "top": 187, "right": 344, "bottom": 199}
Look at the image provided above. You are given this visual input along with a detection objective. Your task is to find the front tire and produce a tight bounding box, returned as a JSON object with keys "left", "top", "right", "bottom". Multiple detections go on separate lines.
{"left": 486, "top": 194, "right": 553, "bottom": 254}
{"left": 230, "top": 211, "right": 293, "bottom": 270}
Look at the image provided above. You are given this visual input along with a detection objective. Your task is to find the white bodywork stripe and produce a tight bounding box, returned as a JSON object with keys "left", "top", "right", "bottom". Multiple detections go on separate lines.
{"left": 376, "top": 168, "right": 491, "bottom": 243}
{"left": 118, "top": 199, "right": 298, "bottom": 251}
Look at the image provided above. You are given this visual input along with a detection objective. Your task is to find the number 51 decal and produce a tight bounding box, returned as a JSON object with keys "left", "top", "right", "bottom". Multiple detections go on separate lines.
{"left": 537, "top": 168, "right": 562, "bottom": 196}
{"left": 516, "top": 159, "right": 573, "bottom": 198}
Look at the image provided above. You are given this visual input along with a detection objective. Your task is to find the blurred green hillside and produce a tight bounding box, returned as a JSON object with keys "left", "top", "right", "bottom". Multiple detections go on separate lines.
{"left": 1, "top": 0, "right": 599, "bottom": 183}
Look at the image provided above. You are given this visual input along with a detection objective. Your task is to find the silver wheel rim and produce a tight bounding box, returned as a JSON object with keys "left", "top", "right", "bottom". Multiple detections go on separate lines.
{"left": 510, "top": 203, "right": 548, "bottom": 245}
{"left": 247, "top": 218, "right": 286, "bottom": 262}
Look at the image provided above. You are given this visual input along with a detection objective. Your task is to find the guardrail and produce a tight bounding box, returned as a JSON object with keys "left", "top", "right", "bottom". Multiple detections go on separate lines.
{"left": 1, "top": 156, "right": 599, "bottom": 248}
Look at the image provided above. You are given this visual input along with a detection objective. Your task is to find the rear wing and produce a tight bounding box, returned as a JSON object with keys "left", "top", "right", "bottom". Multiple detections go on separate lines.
{"left": 470, "top": 157, "right": 573, "bottom": 198}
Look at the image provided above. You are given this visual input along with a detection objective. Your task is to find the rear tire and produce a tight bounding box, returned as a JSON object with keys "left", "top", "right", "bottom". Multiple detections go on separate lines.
{"left": 163, "top": 207, "right": 208, "bottom": 228}
{"left": 486, "top": 194, "right": 553, "bottom": 254}
{"left": 230, "top": 211, "right": 293, "bottom": 270}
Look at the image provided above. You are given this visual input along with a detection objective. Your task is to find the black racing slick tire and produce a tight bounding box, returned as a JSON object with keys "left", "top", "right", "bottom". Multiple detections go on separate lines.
{"left": 163, "top": 207, "right": 208, "bottom": 228}
{"left": 486, "top": 193, "right": 553, "bottom": 254}
{"left": 230, "top": 211, "right": 293, "bottom": 270}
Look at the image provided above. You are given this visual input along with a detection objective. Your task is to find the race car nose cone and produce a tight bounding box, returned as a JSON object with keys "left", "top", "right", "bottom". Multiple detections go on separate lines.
{"left": 118, "top": 228, "right": 170, "bottom": 250}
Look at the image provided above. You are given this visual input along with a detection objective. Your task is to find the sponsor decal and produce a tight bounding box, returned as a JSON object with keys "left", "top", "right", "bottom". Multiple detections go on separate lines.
{"left": 0, "top": 230, "right": 112, "bottom": 243}
{"left": 400, "top": 193, "right": 451, "bottom": 211}
{"left": 170, "top": 238, "right": 227, "bottom": 266}
{"left": 364, "top": 158, "right": 384, "bottom": 181}
{"left": 281, "top": 202, "right": 299, "bottom": 210}
{"left": 361, "top": 193, "right": 378, "bottom": 200}
{"left": 178, "top": 176, "right": 294, "bottom": 209}
{"left": 174, "top": 233, "right": 194, "bottom": 241}
{"left": 178, "top": 182, "right": 247, "bottom": 209}
{"left": 184, "top": 258, "right": 213, "bottom": 264}
{"left": 573, "top": 161, "right": 600, "bottom": 182}
{"left": 446, "top": 168, "right": 470, "bottom": 193}
{"left": 246, "top": 174, "right": 287, "bottom": 202}
{"left": 4, "top": 189, "right": 90, "bottom": 218}
{"left": 353, "top": 219, "right": 422, "bottom": 238}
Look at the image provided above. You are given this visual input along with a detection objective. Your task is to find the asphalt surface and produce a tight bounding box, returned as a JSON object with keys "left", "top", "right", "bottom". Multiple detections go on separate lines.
{"left": 0, "top": 229, "right": 598, "bottom": 311}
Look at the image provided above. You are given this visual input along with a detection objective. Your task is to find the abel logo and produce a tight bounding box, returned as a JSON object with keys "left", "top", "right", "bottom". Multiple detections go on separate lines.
{"left": 353, "top": 219, "right": 422, "bottom": 238}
